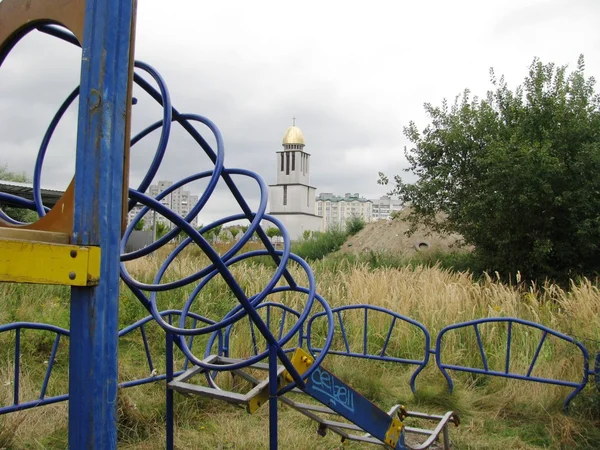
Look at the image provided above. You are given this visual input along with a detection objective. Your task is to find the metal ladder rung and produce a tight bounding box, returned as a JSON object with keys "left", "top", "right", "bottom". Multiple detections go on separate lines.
{"left": 404, "top": 426, "right": 434, "bottom": 436}
{"left": 287, "top": 402, "right": 336, "bottom": 415}
{"left": 173, "top": 355, "right": 219, "bottom": 383}
{"left": 344, "top": 434, "right": 385, "bottom": 445}
{"left": 168, "top": 380, "right": 248, "bottom": 404}
{"left": 168, "top": 358, "right": 286, "bottom": 414}
{"left": 320, "top": 419, "right": 363, "bottom": 432}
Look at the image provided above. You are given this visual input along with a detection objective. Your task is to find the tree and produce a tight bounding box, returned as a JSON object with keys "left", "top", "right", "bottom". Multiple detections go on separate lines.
{"left": 230, "top": 227, "right": 240, "bottom": 241}
{"left": 155, "top": 221, "right": 169, "bottom": 239}
{"left": 201, "top": 224, "right": 221, "bottom": 243}
{"left": 0, "top": 165, "right": 38, "bottom": 223}
{"left": 265, "top": 227, "right": 282, "bottom": 239}
{"left": 379, "top": 55, "right": 600, "bottom": 282}
{"left": 134, "top": 218, "right": 146, "bottom": 231}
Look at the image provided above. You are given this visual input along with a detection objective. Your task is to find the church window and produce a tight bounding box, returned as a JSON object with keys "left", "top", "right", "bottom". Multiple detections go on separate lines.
{"left": 286, "top": 152, "right": 290, "bottom": 175}
{"left": 283, "top": 186, "right": 288, "bottom": 205}
{"left": 292, "top": 153, "right": 295, "bottom": 171}
{"left": 281, "top": 153, "right": 284, "bottom": 171}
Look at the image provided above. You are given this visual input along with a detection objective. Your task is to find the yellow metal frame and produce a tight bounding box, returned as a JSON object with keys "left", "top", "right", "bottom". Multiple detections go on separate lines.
{"left": 384, "top": 416, "right": 404, "bottom": 448}
{"left": 283, "top": 347, "right": 314, "bottom": 383}
{"left": 0, "top": 239, "right": 101, "bottom": 286}
{"left": 248, "top": 348, "right": 315, "bottom": 414}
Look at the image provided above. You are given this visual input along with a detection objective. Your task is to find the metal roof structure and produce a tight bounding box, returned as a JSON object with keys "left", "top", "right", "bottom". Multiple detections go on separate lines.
{"left": 0, "top": 180, "right": 65, "bottom": 208}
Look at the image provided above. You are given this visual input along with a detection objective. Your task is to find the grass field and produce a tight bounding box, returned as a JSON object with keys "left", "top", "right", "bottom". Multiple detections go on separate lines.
{"left": 1, "top": 244, "right": 600, "bottom": 449}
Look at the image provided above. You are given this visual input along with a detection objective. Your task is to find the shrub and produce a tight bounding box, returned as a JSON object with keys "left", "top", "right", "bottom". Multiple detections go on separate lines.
{"left": 292, "top": 226, "right": 347, "bottom": 261}
{"left": 345, "top": 214, "right": 365, "bottom": 236}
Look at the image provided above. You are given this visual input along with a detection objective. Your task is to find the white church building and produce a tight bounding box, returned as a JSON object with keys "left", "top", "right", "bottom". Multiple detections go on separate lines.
{"left": 268, "top": 121, "right": 322, "bottom": 240}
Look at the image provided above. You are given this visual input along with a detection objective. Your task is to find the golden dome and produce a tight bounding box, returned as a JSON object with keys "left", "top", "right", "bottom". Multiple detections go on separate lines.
{"left": 282, "top": 126, "right": 305, "bottom": 146}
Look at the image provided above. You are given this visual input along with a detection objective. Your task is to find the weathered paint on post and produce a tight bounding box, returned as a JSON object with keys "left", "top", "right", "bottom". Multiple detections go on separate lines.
{"left": 68, "top": 0, "right": 136, "bottom": 448}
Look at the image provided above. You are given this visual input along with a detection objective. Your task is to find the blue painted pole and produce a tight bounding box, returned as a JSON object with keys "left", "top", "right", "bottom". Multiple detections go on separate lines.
{"left": 269, "top": 343, "right": 278, "bottom": 450}
{"left": 68, "top": 0, "right": 136, "bottom": 448}
{"left": 166, "top": 332, "right": 174, "bottom": 450}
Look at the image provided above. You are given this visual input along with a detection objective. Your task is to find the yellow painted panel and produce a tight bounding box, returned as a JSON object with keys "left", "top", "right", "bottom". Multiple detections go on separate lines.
{"left": 384, "top": 416, "right": 404, "bottom": 448}
{"left": 282, "top": 347, "right": 315, "bottom": 383}
{"left": 0, "top": 239, "right": 101, "bottom": 286}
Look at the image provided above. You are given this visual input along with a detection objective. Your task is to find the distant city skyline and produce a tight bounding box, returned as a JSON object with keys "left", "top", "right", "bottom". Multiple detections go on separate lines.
{"left": 2, "top": 0, "right": 597, "bottom": 226}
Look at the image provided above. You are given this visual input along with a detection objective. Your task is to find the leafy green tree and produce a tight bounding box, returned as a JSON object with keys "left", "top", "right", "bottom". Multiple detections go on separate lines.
{"left": 212, "top": 224, "right": 222, "bottom": 242}
{"left": 134, "top": 218, "right": 146, "bottom": 231}
{"left": 265, "top": 227, "right": 282, "bottom": 239}
{"left": 230, "top": 227, "right": 240, "bottom": 240}
{"left": 379, "top": 55, "right": 600, "bottom": 282}
{"left": 201, "top": 224, "right": 222, "bottom": 243}
{"left": 155, "top": 221, "right": 169, "bottom": 239}
{"left": 0, "top": 165, "right": 38, "bottom": 223}
{"left": 239, "top": 224, "right": 252, "bottom": 240}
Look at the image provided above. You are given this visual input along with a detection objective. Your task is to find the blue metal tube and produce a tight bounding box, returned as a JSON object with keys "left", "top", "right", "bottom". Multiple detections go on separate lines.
{"left": 183, "top": 319, "right": 198, "bottom": 371}
{"left": 380, "top": 316, "right": 397, "bottom": 357}
{"left": 126, "top": 61, "right": 173, "bottom": 211}
{"left": 435, "top": 317, "right": 590, "bottom": 411}
{"left": 268, "top": 343, "right": 278, "bottom": 450}
{"left": 118, "top": 310, "right": 213, "bottom": 336}
{"left": 132, "top": 73, "right": 298, "bottom": 288}
{"left": 505, "top": 322, "right": 512, "bottom": 374}
{"left": 527, "top": 331, "right": 548, "bottom": 377}
{"left": 0, "top": 395, "right": 69, "bottom": 415}
{"left": 363, "top": 308, "right": 368, "bottom": 355}
{"left": 0, "top": 194, "right": 47, "bottom": 224}
{"left": 166, "top": 331, "right": 174, "bottom": 450}
{"left": 249, "top": 315, "right": 259, "bottom": 355}
{"left": 338, "top": 311, "right": 351, "bottom": 353}
{"left": 440, "top": 364, "right": 582, "bottom": 388}
{"left": 68, "top": 0, "right": 135, "bottom": 447}
{"left": 278, "top": 310, "right": 287, "bottom": 340}
{"left": 307, "top": 304, "right": 431, "bottom": 393}
{"left": 140, "top": 324, "right": 154, "bottom": 374}
{"left": 33, "top": 86, "right": 80, "bottom": 216}
{"left": 40, "top": 334, "right": 61, "bottom": 399}
{"left": 0, "top": 322, "right": 69, "bottom": 334}
{"left": 14, "top": 329, "right": 20, "bottom": 405}
{"left": 35, "top": 21, "right": 298, "bottom": 288}
{"left": 473, "top": 324, "right": 488, "bottom": 371}
{"left": 310, "top": 350, "right": 424, "bottom": 367}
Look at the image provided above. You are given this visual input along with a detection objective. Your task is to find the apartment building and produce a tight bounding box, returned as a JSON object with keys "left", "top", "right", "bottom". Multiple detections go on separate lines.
{"left": 315, "top": 192, "right": 372, "bottom": 231}
{"left": 127, "top": 180, "right": 199, "bottom": 229}
{"left": 371, "top": 195, "right": 403, "bottom": 220}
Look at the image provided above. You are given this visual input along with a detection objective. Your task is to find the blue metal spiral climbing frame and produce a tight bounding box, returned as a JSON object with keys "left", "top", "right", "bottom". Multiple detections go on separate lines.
{"left": 1, "top": 1, "right": 598, "bottom": 449}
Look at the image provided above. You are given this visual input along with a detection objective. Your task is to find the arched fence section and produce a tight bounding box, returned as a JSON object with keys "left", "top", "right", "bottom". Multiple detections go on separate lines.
{"left": 0, "top": 310, "right": 219, "bottom": 415}
{"left": 1, "top": 308, "right": 597, "bottom": 416}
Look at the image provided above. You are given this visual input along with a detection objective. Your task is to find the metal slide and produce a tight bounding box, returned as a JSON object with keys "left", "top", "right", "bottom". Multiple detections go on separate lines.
{"left": 169, "top": 348, "right": 459, "bottom": 449}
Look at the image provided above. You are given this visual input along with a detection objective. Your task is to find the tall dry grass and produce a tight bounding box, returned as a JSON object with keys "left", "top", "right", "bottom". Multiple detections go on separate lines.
{"left": 1, "top": 250, "right": 600, "bottom": 449}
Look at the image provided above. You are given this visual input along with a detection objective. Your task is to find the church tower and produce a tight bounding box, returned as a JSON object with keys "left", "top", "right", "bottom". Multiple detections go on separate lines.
{"left": 268, "top": 119, "right": 322, "bottom": 240}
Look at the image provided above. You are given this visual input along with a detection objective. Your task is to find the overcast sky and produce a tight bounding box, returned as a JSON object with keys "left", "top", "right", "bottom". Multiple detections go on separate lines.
{"left": 1, "top": 0, "right": 599, "bottom": 225}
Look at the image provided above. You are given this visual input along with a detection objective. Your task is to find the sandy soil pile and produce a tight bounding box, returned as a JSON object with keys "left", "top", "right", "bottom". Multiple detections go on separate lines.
{"left": 338, "top": 210, "right": 470, "bottom": 256}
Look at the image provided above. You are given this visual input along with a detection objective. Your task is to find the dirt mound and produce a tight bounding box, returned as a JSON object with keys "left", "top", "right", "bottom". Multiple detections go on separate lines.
{"left": 339, "top": 211, "right": 469, "bottom": 256}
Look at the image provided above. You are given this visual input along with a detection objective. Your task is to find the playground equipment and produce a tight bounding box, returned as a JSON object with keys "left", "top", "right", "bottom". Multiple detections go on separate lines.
{"left": 0, "top": 1, "right": 598, "bottom": 448}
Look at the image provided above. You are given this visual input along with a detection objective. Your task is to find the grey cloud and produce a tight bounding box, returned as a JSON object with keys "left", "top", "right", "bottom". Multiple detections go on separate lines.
{"left": 3, "top": 1, "right": 599, "bottom": 226}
